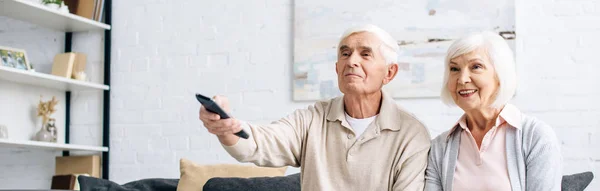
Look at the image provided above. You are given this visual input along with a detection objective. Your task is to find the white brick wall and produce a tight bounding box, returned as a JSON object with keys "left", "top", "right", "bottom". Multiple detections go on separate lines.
{"left": 516, "top": 0, "right": 600, "bottom": 190}
{"left": 1, "top": 0, "right": 599, "bottom": 190}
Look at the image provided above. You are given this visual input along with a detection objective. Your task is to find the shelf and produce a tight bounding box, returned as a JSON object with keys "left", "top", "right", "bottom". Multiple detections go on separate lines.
{"left": 0, "top": 0, "right": 110, "bottom": 32}
{"left": 0, "top": 66, "right": 109, "bottom": 91}
{"left": 0, "top": 139, "right": 108, "bottom": 152}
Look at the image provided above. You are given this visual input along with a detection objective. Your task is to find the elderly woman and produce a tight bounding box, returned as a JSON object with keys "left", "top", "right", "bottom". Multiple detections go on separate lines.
{"left": 425, "top": 32, "right": 563, "bottom": 191}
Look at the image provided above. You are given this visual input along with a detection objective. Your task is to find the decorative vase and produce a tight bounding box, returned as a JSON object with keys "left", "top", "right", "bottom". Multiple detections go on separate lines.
{"left": 35, "top": 118, "right": 56, "bottom": 142}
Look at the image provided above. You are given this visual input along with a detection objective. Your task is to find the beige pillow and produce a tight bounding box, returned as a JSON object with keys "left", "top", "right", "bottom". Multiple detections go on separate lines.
{"left": 177, "top": 158, "right": 287, "bottom": 191}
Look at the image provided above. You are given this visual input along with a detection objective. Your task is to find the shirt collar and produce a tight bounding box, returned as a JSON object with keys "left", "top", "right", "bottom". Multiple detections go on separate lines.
{"left": 326, "top": 90, "right": 401, "bottom": 131}
{"left": 447, "top": 104, "right": 522, "bottom": 138}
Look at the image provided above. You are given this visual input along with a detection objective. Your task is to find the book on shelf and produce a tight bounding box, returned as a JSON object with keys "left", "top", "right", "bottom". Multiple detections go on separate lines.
{"left": 50, "top": 174, "right": 76, "bottom": 190}
{"left": 64, "top": 0, "right": 105, "bottom": 22}
{"left": 51, "top": 173, "right": 88, "bottom": 190}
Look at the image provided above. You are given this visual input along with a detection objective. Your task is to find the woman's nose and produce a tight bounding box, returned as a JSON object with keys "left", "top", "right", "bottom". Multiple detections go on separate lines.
{"left": 458, "top": 71, "right": 471, "bottom": 84}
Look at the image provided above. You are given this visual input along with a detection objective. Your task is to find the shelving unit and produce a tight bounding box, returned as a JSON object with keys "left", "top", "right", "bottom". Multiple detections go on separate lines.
{"left": 0, "top": 0, "right": 110, "bottom": 32}
{"left": 0, "top": 67, "right": 109, "bottom": 91}
{"left": 0, "top": 0, "right": 111, "bottom": 180}
{"left": 0, "top": 139, "right": 108, "bottom": 152}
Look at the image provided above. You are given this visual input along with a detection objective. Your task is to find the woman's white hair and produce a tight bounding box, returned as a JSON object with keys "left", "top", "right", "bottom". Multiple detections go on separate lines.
{"left": 440, "top": 31, "right": 517, "bottom": 108}
{"left": 338, "top": 24, "right": 399, "bottom": 65}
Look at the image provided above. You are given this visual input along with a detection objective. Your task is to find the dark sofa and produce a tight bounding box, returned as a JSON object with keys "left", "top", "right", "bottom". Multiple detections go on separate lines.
{"left": 74, "top": 171, "right": 594, "bottom": 191}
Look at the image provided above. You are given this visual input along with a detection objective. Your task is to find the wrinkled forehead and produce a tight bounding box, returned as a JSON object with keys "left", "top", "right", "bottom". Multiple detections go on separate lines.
{"left": 338, "top": 32, "right": 383, "bottom": 50}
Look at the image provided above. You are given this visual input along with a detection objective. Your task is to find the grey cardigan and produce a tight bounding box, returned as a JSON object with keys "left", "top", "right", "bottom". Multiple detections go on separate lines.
{"left": 424, "top": 107, "right": 563, "bottom": 191}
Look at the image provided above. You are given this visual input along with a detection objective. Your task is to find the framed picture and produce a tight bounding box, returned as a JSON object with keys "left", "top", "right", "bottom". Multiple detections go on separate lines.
{"left": 0, "top": 46, "right": 31, "bottom": 71}
{"left": 293, "top": 0, "right": 515, "bottom": 100}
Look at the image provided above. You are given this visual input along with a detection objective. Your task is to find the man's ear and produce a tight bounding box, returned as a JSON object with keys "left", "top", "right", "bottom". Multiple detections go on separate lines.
{"left": 335, "top": 62, "right": 339, "bottom": 75}
{"left": 382, "top": 63, "right": 398, "bottom": 85}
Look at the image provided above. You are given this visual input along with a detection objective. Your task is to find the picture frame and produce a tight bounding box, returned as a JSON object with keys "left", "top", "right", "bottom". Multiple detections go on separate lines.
{"left": 293, "top": 0, "right": 515, "bottom": 100}
{"left": 0, "top": 46, "right": 31, "bottom": 71}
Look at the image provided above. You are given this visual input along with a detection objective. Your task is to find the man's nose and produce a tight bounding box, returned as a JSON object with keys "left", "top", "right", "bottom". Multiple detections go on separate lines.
{"left": 348, "top": 52, "right": 360, "bottom": 67}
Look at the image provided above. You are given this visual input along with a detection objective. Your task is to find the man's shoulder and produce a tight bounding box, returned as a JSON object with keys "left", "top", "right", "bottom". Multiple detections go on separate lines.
{"left": 286, "top": 96, "right": 339, "bottom": 120}
{"left": 391, "top": 104, "right": 430, "bottom": 132}
{"left": 312, "top": 97, "right": 335, "bottom": 108}
{"left": 374, "top": 103, "right": 432, "bottom": 148}
{"left": 396, "top": 107, "right": 426, "bottom": 126}
{"left": 308, "top": 95, "right": 342, "bottom": 112}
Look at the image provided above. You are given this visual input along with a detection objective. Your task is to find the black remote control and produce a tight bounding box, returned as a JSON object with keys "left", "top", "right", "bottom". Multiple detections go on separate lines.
{"left": 195, "top": 93, "right": 249, "bottom": 139}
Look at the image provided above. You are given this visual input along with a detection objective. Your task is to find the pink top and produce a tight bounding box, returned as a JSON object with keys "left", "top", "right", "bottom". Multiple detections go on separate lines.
{"left": 452, "top": 104, "right": 522, "bottom": 191}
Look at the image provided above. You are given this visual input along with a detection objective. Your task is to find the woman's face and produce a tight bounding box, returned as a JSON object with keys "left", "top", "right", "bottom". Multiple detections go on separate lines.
{"left": 447, "top": 48, "right": 500, "bottom": 112}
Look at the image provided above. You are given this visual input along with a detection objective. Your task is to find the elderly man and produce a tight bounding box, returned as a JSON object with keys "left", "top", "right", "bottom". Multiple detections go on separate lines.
{"left": 199, "top": 24, "right": 431, "bottom": 190}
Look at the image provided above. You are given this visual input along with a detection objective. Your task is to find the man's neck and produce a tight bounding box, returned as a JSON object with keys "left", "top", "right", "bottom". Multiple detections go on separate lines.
{"left": 343, "top": 91, "right": 382, "bottom": 119}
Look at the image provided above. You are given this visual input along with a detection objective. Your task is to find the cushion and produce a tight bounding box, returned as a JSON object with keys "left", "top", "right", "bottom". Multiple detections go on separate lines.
{"left": 562, "top": 171, "right": 594, "bottom": 191}
{"left": 78, "top": 176, "right": 178, "bottom": 191}
{"left": 203, "top": 173, "right": 301, "bottom": 191}
{"left": 177, "top": 158, "right": 287, "bottom": 191}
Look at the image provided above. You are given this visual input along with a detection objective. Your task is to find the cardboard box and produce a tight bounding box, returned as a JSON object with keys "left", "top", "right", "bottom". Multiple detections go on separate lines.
{"left": 55, "top": 155, "right": 101, "bottom": 178}
{"left": 71, "top": 52, "right": 87, "bottom": 79}
{"left": 51, "top": 52, "right": 87, "bottom": 79}
{"left": 51, "top": 53, "right": 75, "bottom": 78}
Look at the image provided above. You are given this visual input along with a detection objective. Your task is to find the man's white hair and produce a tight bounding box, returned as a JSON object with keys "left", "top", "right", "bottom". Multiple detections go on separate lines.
{"left": 440, "top": 31, "right": 517, "bottom": 108}
{"left": 338, "top": 24, "right": 399, "bottom": 65}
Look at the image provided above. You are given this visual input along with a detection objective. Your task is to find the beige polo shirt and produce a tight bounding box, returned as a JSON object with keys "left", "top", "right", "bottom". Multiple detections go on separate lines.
{"left": 223, "top": 92, "right": 431, "bottom": 191}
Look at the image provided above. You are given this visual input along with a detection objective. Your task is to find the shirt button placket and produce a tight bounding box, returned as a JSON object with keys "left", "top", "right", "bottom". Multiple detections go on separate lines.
{"left": 346, "top": 133, "right": 355, "bottom": 160}
{"left": 349, "top": 147, "right": 357, "bottom": 156}
{"left": 347, "top": 147, "right": 355, "bottom": 161}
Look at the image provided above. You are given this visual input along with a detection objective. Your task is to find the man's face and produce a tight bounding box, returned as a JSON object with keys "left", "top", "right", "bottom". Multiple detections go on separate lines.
{"left": 336, "top": 32, "right": 397, "bottom": 95}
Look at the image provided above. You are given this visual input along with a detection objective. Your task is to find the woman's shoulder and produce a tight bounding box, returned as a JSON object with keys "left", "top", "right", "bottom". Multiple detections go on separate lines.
{"left": 502, "top": 104, "right": 555, "bottom": 136}
{"left": 430, "top": 128, "right": 455, "bottom": 150}
{"left": 520, "top": 114, "right": 555, "bottom": 135}
{"left": 519, "top": 113, "right": 560, "bottom": 148}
